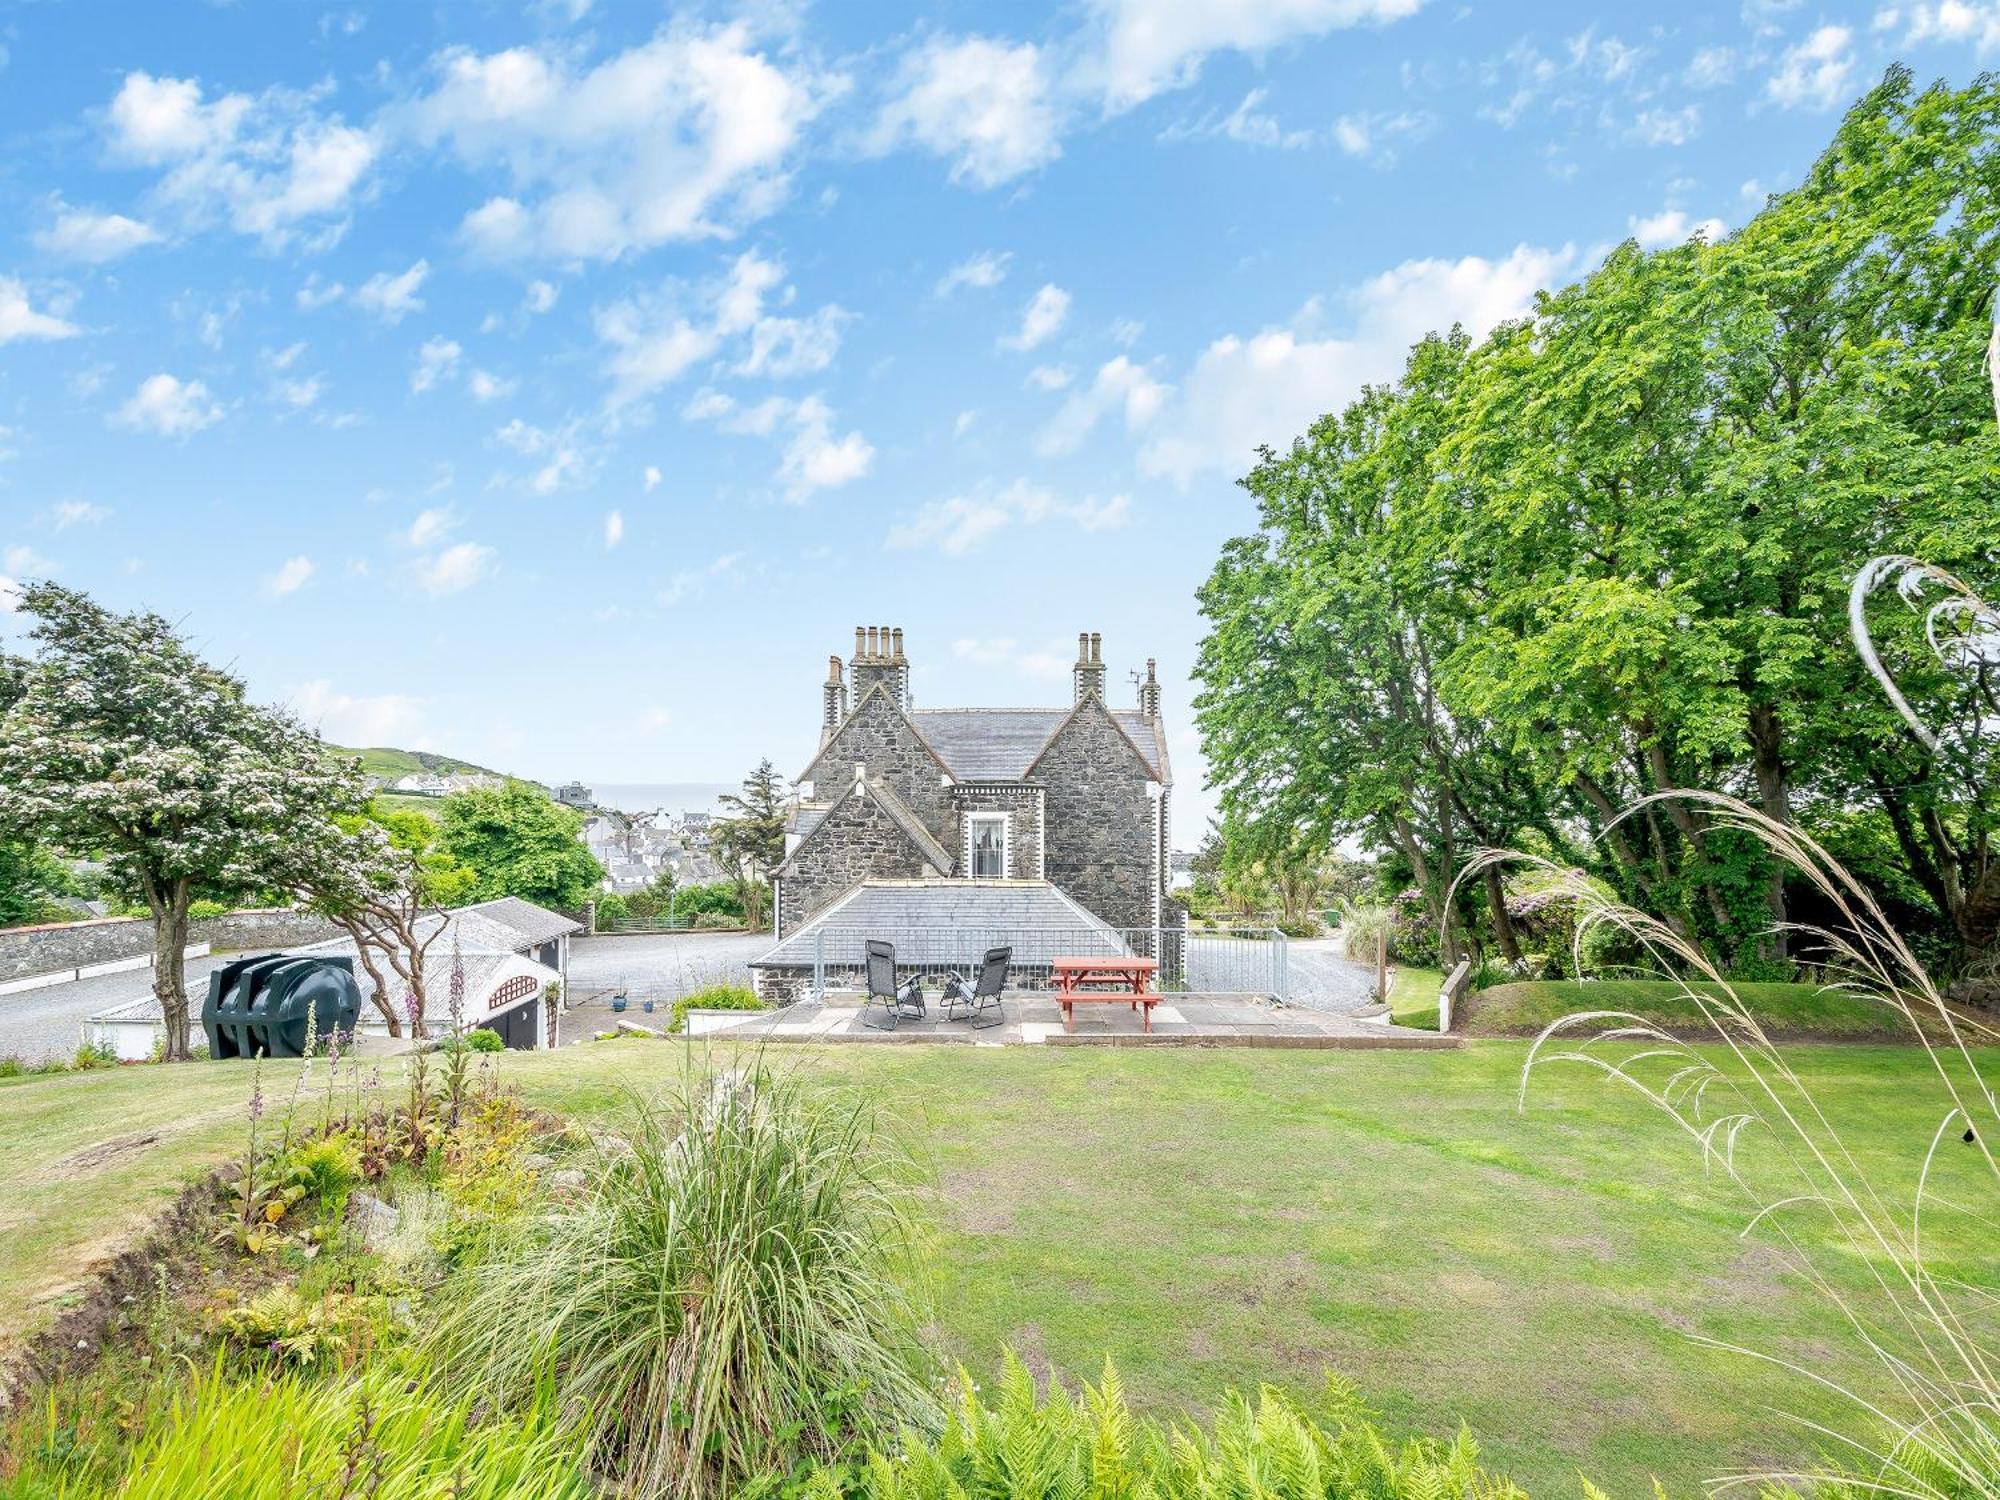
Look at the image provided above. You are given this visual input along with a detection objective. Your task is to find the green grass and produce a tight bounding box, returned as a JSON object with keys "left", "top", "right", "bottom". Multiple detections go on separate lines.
{"left": 329, "top": 744, "right": 507, "bottom": 780}
{"left": 1463, "top": 978, "right": 1950, "bottom": 1039}
{"left": 3, "top": 1042, "right": 1992, "bottom": 1496}
{"left": 1388, "top": 965, "right": 1445, "bottom": 1030}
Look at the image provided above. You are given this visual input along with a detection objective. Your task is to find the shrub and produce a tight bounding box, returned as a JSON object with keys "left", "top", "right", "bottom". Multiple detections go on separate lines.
{"left": 669, "top": 984, "right": 763, "bottom": 1034}
{"left": 692, "top": 908, "right": 740, "bottom": 930}
{"left": 1340, "top": 902, "right": 1393, "bottom": 963}
{"left": 186, "top": 898, "right": 230, "bottom": 920}
{"left": 70, "top": 1040, "right": 121, "bottom": 1071}
{"left": 113, "top": 1360, "right": 590, "bottom": 1499}
{"left": 795, "top": 1354, "right": 1531, "bottom": 1498}
{"left": 0, "top": 1055, "right": 25, "bottom": 1079}
{"left": 439, "top": 1026, "right": 505, "bottom": 1054}
{"left": 425, "top": 1066, "right": 933, "bottom": 1497}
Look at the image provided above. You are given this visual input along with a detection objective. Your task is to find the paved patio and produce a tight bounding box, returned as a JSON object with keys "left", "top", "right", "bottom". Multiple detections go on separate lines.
{"left": 678, "top": 991, "right": 1457, "bottom": 1049}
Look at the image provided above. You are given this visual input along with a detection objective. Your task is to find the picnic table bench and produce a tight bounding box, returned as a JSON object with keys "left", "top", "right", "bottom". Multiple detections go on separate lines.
{"left": 1050, "top": 956, "right": 1161, "bottom": 1033}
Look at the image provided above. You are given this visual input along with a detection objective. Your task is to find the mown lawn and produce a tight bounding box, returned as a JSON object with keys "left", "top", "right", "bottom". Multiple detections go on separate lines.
{"left": 1462, "top": 978, "right": 1977, "bottom": 1039}
{"left": 2, "top": 1039, "right": 1992, "bottom": 1496}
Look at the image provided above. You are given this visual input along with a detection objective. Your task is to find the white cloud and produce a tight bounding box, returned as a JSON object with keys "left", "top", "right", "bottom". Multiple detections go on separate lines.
{"left": 0, "top": 278, "right": 79, "bottom": 343}
{"left": 1027, "top": 364, "right": 1074, "bottom": 391}
{"left": 777, "top": 397, "right": 873, "bottom": 499}
{"left": 1081, "top": 0, "right": 1423, "bottom": 111}
{"left": 1330, "top": 108, "right": 1434, "bottom": 163}
{"left": 603, "top": 509, "right": 624, "bottom": 548}
{"left": 1685, "top": 45, "right": 1738, "bottom": 87}
{"left": 34, "top": 202, "right": 162, "bottom": 262}
{"left": 952, "top": 636, "right": 1073, "bottom": 680}
{"left": 871, "top": 35, "right": 1061, "bottom": 187}
{"left": 263, "top": 554, "right": 315, "bottom": 596}
{"left": 49, "top": 500, "right": 109, "bottom": 530}
{"left": 405, "top": 22, "right": 833, "bottom": 260}
{"left": 351, "top": 259, "right": 429, "bottom": 322}
{"left": 273, "top": 375, "right": 323, "bottom": 409}
{"left": 1141, "top": 243, "right": 1575, "bottom": 487}
{"left": 467, "top": 368, "right": 516, "bottom": 402}
{"left": 596, "top": 250, "right": 846, "bottom": 404}
{"left": 935, "top": 249, "right": 1011, "bottom": 296}
{"left": 288, "top": 680, "right": 425, "bottom": 746}
{"left": 104, "top": 71, "right": 375, "bottom": 247}
{"left": 1161, "top": 87, "right": 1315, "bottom": 149}
{"left": 886, "top": 478, "right": 1129, "bottom": 555}
{"left": 1631, "top": 104, "right": 1700, "bottom": 145}
{"left": 1890, "top": 2, "right": 2000, "bottom": 54}
{"left": 113, "top": 373, "right": 223, "bottom": 437}
{"left": 414, "top": 540, "right": 495, "bottom": 596}
{"left": 659, "top": 551, "right": 741, "bottom": 606}
{"left": 643, "top": 464, "right": 662, "bottom": 491}
{"left": 524, "top": 278, "right": 559, "bottom": 313}
{"left": 296, "top": 273, "right": 346, "bottom": 310}
{"left": 5, "top": 545, "right": 56, "bottom": 577}
{"left": 403, "top": 506, "right": 457, "bottom": 548}
{"left": 1628, "top": 208, "right": 1726, "bottom": 249}
{"left": 0, "top": 576, "right": 20, "bottom": 614}
{"left": 411, "top": 336, "right": 461, "bottom": 393}
{"left": 1036, "top": 355, "right": 1171, "bottom": 456}
{"left": 1767, "top": 26, "right": 1855, "bottom": 111}
{"left": 1002, "top": 283, "right": 1070, "bottom": 351}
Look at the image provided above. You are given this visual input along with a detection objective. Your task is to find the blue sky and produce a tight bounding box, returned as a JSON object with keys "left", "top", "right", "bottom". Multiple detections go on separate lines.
{"left": 0, "top": 0, "right": 1994, "bottom": 837}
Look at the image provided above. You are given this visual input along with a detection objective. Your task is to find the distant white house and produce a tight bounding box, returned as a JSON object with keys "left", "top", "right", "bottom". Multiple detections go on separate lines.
{"left": 555, "top": 780, "right": 594, "bottom": 808}
{"left": 390, "top": 772, "right": 505, "bottom": 798}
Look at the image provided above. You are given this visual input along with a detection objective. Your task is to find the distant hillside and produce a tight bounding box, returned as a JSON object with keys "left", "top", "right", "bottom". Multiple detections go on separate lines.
{"left": 331, "top": 745, "right": 512, "bottom": 781}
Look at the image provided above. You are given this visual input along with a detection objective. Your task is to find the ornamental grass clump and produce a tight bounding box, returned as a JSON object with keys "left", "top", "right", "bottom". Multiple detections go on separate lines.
{"left": 112, "top": 1358, "right": 590, "bottom": 1500}
{"left": 425, "top": 1060, "right": 934, "bottom": 1497}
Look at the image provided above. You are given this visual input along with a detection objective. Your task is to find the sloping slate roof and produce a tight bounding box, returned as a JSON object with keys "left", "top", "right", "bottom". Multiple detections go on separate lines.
{"left": 753, "top": 879, "right": 1129, "bottom": 969}
{"left": 461, "top": 896, "right": 583, "bottom": 948}
{"left": 788, "top": 805, "right": 829, "bottom": 839}
{"left": 911, "top": 708, "right": 1165, "bottom": 780}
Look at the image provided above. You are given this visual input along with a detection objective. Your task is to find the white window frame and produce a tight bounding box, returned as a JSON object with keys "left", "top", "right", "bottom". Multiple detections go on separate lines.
{"left": 966, "top": 812, "right": 1009, "bottom": 879}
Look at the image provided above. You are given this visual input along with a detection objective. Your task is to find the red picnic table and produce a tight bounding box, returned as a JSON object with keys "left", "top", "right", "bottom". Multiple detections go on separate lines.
{"left": 1050, "top": 956, "right": 1161, "bottom": 1033}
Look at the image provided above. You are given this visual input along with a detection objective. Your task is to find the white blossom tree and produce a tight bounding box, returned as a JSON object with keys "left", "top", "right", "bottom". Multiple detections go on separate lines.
{"left": 0, "top": 584, "right": 369, "bottom": 1059}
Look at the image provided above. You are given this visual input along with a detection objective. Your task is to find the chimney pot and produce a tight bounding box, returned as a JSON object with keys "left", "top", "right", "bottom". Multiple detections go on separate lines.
{"left": 1077, "top": 632, "right": 1090, "bottom": 662}
{"left": 867, "top": 627, "right": 879, "bottom": 658}
{"left": 828, "top": 655, "right": 843, "bottom": 683}
{"left": 1090, "top": 632, "right": 1102, "bottom": 663}
{"left": 854, "top": 626, "right": 865, "bottom": 659}
{"left": 892, "top": 627, "right": 904, "bottom": 660}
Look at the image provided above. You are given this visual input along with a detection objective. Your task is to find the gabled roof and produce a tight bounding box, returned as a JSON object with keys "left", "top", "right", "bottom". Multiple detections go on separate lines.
{"left": 909, "top": 705, "right": 1166, "bottom": 781}
{"left": 775, "top": 775, "right": 952, "bottom": 879}
{"left": 752, "top": 878, "right": 1127, "bottom": 968}
{"left": 1021, "top": 695, "right": 1161, "bottom": 783}
{"left": 798, "top": 681, "right": 956, "bottom": 787}
{"left": 454, "top": 896, "right": 583, "bottom": 949}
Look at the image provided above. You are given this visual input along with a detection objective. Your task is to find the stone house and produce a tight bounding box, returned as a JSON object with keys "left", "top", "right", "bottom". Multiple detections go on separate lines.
{"left": 767, "top": 627, "right": 1173, "bottom": 948}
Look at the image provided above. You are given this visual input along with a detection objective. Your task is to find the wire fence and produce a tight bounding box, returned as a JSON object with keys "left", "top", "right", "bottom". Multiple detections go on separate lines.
{"left": 794, "top": 925, "right": 1287, "bottom": 1002}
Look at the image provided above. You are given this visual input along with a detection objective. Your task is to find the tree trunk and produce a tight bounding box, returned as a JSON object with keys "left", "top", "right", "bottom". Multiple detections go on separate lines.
{"left": 340, "top": 925, "right": 404, "bottom": 1038}
{"left": 1484, "top": 862, "right": 1523, "bottom": 964}
{"left": 152, "top": 887, "right": 192, "bottom": 1062}
{"left": 1746, "top": 702, "right": 1791, "bottom": 963}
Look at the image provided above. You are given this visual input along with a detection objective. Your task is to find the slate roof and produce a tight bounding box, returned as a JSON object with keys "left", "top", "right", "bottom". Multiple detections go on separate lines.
{"left": 459, "top": 896, "right": 583, "bottom": 949}
{"left": 910, "top": 707, "right": 1166, "bottom": 780}
{"left": 788, "top": 805, "right": 830, "bottom": 839}
{"left": 753, "top": 878, "right": 1129, "bottom": 969}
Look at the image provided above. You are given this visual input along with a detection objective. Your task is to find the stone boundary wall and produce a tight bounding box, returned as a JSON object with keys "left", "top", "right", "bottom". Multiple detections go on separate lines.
{"left": 0, "top": 909, "right": 344, "bottom": 984}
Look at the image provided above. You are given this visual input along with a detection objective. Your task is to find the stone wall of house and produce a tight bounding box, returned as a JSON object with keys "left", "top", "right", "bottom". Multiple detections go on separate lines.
{"left": 0, "top": 908, "right": 344, "bottom": 983}
{"left": 776, "top": 784, "right": 943, "bottom": 935}
{"left": 800, "top": 688, "right": 955, "bottom": 851}
{"left": 1031, "top": 698, "right": 1159, "bottom": 932}
{"left": 949, "top": 783, "right": 1045, "bottom": 880}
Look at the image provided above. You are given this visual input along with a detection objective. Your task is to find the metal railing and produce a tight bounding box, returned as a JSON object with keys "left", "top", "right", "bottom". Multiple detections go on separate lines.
{"left": 800, "top": 925, "right": 1287, "bottom": 1004}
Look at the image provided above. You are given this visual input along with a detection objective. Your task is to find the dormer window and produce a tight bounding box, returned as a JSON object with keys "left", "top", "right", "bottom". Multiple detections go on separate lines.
{"left": 969, "top": 814, "right": 1007, "bottom": 878}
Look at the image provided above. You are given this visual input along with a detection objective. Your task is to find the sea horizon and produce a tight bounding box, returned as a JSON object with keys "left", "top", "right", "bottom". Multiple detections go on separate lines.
{"left": 587, "top": 782, "right": 739, "bottom": 818}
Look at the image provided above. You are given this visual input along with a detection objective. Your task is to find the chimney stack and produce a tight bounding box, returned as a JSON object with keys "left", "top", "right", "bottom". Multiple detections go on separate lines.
{"left": 1138, "top": 657, "right": 1161, "bottom": 719}
{"left": 1073, "top": 630, "right": 1107, "bottom": 704}
{"left": 851, "top": 624, "right": 912, "bottom": 710}
{"left": 821, "top": 655, "right": 847, "bottom": 746}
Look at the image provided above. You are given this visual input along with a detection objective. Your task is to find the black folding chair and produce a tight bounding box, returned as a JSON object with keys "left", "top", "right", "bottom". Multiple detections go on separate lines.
{"left": 942, "top": 945, "right": 1010, "bottom": 1030}
{"left": 861, "top": 939, "right": 926, "bottom": 1031}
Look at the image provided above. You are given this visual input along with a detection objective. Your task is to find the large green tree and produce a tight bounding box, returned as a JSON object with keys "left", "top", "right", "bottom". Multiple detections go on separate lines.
{"left": 0, "top": 584, "right": 369, "bottom": 1058}
{"left": 436, "top": 779, "right": 603, "bottom": 912}
{"left": 714, "top": 759, "right": 787, "bottom": 929}
{"left": 1196, "top": 68, "right": 2000, "bottom": 980}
